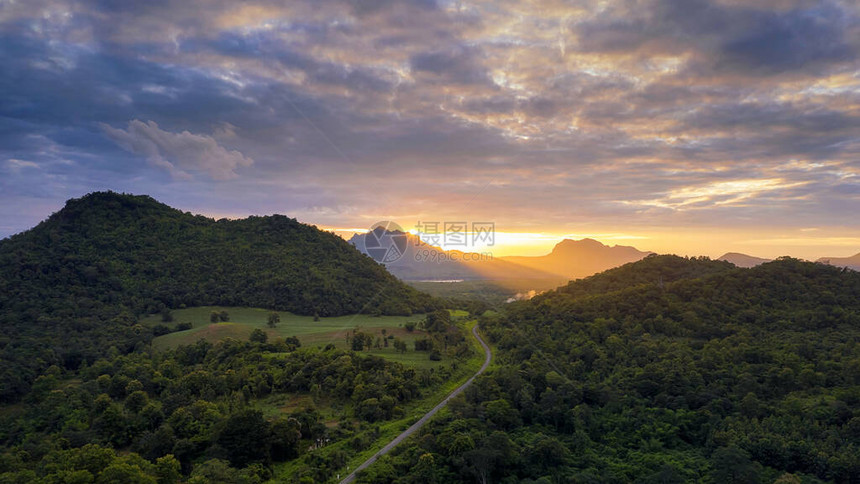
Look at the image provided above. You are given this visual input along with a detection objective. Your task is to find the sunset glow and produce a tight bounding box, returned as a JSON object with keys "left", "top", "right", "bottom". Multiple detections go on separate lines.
{"left": 1, "top": 0, "right": 858, "bottom": 260}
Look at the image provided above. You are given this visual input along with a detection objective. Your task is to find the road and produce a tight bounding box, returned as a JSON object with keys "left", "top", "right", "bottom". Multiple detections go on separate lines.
{"left": 338, "top": 324, "right": 493, "bottom": 484}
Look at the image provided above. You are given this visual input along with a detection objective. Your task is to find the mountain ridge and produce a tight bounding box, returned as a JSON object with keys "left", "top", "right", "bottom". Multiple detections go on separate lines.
{"left": 502, "top": 237, "right": 653, "bottom": 279}
{"left": 350, "top": 231, "right": 654, "bottom": 282}
{"left": 717, "top": 252, "right": 772, "bottom": 268}
{"left": 817, "top": 252, "right": 860, "bottom": 271}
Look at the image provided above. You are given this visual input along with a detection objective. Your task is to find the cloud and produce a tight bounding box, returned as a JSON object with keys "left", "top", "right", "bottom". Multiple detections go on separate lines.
{"left": 625, "top": 178, "right": 809, "bottom": 210}
{"left": 0, "top": 0, "right": 858, "bottom": 243}
{"left": 410, "top": 46, "right": 491, "bottom": 85}
{"left": 5, "top": 159, "right": 40, "bottom": 172}
{"left": 101, "top": 120, "right": 253, "bottom": 180}
{"left": 575, "top": 0, "right": 859, "bottom": 76}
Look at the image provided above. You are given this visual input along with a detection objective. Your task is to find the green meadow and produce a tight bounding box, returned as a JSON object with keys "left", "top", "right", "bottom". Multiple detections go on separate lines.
{"left": 143, "top": 306, "right": 442, "bottom": 368}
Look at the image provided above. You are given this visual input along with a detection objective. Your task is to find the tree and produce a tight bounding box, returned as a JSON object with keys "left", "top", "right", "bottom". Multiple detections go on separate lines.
{"left": 358, "top": 398, "right": 384, "bottom": 422}
{"left": 414, "top": 453, "right": 438, "bottom": 484}
{"left": 154, "top": 455, "right": 181, "bottom": 484}
{"left": 352, "top": 332, "right": 372, "bottom": 351}
{"left": 270, "top": 417, "right": 302, "bottom": 461}
{"left": 187, "top": 459, "right": 244, "bottom": 484}
{"left": 393, "top": 339, "right": 407, "bottom": 353}
{"left": 484, "top": 399, "right": 521, "bottom": 430}
{"left": 709, "top": 447, "right": 761, "bottom": 484}
{"left": 267, "top": 312, "right": 280, "bottom": 328}
{"left": 415, "top": 338, "right": 433, "bottom": 351}
{"left": 97, "top": 462, "right": 158, "bottom": 484}
{"left": 125, "top": 390, "right": 149, "bottom": 413}
{"left": 425, "top": 309, "right": 451, "bottom": 332}
{"left": 216, "top": 410, "right": 271, "bottom": 467}
{"left": 209, "top": 311, "right": 219, "bottom": 323}
{"left": 250, "top": 328, "right": 268, "bottom": 344}
{"left": 218, "top": 310, "right": 230, "bottom": 322}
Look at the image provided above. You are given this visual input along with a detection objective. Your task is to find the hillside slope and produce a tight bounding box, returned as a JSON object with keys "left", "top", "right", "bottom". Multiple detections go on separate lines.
{"left": 377, "top": 257, "right": 860, "bottom": 482}
{"left": 0, "top": 192, "right": 435, "bottom": 401}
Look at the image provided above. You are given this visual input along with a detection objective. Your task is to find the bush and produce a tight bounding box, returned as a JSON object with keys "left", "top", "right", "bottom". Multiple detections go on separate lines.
{"left": 249, "top": 329, "right": 268, "bottom": 344}
{"left": 414, "top": 339, "right": 433, "bottom": 351}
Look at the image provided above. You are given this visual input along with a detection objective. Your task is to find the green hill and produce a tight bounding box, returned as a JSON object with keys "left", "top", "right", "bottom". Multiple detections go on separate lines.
{"left": 554, "top": 253, "right": 735, "bottom": 299}
{"left": 376, "top": 256, "right": 860, "bottom": 483}
{"left": 0, "top": 192, "right": 435, "bottom": 401}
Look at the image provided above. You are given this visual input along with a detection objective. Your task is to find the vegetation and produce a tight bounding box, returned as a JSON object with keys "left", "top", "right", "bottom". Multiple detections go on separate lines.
{"left": 364, "top": 257, "right": 860, "bottom": 483}
{"left": 0, "top": 192, "right": 437, "bottom": 402}
{"left": 0, "top": 319, "right": 481, "bottom": 482}
{"left": 4, "top": 192, "right": 860, "bottom": 482}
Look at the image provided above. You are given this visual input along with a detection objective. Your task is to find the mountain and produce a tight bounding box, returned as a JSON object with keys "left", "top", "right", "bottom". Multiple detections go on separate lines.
{"left": 0, "top": 192, "right": 435, "bottom": 401}
{"left": 350, "top": 233, "right": 652, "bottom": 282}
{"left": 501, "top": 238, "right": 652, "bottom": 279}
{"left": 717, "top": 252, "right": 771, "bottom": 268}
{"left": 556, "top": 253, "right": 735, "bottom": 298}
{"left": 817, "top": 252, "right": 860, "bottom": 270}
{"left": 383, "top": 256, "right": 860, "bottom": 482}
{"left": 349, "top": 230, "right": 558, "bottom": 281}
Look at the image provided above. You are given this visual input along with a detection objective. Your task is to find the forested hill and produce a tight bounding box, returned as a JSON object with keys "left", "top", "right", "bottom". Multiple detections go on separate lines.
{"left": 0, "top": 192, "right": 435, "bottom": 401}
{"left": 375, "top": 256, "right": 860, "bottom": 483}
{"left": 554, "top": 254, "right": 735, "bottom": 299}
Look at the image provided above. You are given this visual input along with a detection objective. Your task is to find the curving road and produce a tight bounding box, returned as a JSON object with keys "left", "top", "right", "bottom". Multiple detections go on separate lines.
{"left": 338, "top": 324, "right": 492, "bottom": 484}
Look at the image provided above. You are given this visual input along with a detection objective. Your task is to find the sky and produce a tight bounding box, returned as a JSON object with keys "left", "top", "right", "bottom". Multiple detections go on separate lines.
{"left": 1, "top": 0, "right": 859, "bottom": 259}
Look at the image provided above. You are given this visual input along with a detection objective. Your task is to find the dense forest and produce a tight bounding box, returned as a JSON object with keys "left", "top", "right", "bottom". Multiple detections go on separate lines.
{"left": 0, "top": 192, "right": 437, "bottom": 402}
{"left": 4, "top": 194, "right": 860, "bottom": 483}
{"left": 365, "top": 256, "right": 860, "bottom": 483}
{"left": 0, "top": 331, "right": 477, "bottom": 483}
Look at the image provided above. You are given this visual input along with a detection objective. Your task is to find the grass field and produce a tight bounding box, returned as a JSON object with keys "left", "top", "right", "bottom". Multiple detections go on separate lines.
{"left": 407, "top": 277, "right": 565, "bottom": 303}
{"left": 144, "top": 307, "right": 489, "bottom": 482}
{"left": 274, "top": 319, "right": 491, "bottom": 483}
{"left": 144, "top": 306, "right": 442, "bottom": 368}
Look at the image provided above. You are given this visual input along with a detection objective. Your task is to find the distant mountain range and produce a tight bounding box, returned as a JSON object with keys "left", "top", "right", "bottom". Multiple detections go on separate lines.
{"left": 816, "top": 253, "right": 860, "bottom": 271}
{"left": 717, "top": 252, "right": 772, "bottom": 268}
{"left": 349, "top": 230, "right": 557, "bottom": 281}
{"left": 717, "top": 251, "right": 860, "bottom": 271}
{"left": 503, "top": 238, "right": 653, "bottom": 279}
{"left": 350, "top": 231, "right": 652, "bottom": 281}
